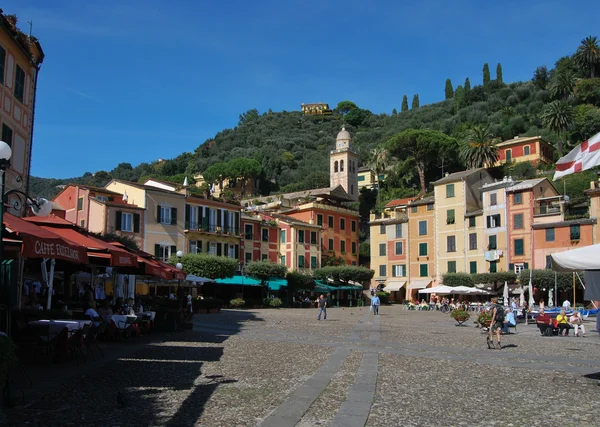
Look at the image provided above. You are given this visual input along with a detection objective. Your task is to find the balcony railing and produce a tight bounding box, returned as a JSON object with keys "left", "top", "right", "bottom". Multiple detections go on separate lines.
{"left": 185, "top": 221, "right": 239, "bottom": 235}
{"left": 533, "top": 205, "right": 562, "bottom": 216}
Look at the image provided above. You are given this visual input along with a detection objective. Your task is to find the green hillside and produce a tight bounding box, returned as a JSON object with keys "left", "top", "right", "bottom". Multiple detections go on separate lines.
{"left": 30, "top": 36, "right": 600, "bottom": 205}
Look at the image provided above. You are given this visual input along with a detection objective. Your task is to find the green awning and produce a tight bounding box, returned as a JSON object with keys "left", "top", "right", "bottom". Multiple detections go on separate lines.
{"left": 314, "top": 280, "right": 338, "bottom": 292}
{"left": 335, "top": 285, "right": 363, "bottom": 291}
{"left": 266, "top": 279, "right": 288, "bottom": 291}
{"left": 215, "top": 276, "right": 262, "bottom": 286}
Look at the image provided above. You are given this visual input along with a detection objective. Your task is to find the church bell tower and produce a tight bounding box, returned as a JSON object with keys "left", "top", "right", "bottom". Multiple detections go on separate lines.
{"left": 330, "top": 127, "right": 359, "bottom": 201}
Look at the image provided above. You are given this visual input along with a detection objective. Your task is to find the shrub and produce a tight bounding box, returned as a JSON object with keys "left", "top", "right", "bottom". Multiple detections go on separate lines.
{"left": 476, "top": 311, "right": 492, "bottom": 327}
{"left": 442, "top": 272, "right": 473, "bottom": 287}
{"left": 377, "top": 291, "right": 390, "bottom": 304}
{"left": 269, "top": 298, "right": 282, "bottom": 308}
{"left": 450, "top": 309, "right": 470, "bottom": 322}
{"left": 230, "top": 298, "right": 245, "bottom": 308}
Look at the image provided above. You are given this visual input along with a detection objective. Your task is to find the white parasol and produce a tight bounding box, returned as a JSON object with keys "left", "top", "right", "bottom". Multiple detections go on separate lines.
{"left": 503, "top": 281, "right": 509, "bottom": 304}
{"left": 548, "top": 289, "right": 554, "bottom": 308}
{"left": 519, "top": 286, "right": 525, "bottom": 306}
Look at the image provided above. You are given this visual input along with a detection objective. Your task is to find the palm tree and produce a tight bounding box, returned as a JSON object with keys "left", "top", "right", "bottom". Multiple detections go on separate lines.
{"left": 574, "top": 36, "right": 600, "bottom": 78}
{"left": 460, "top": 125, "right": 500, "bottom": 169}
{"left": 549, "top": 69, "right": 577, "bottom": 100}
{"left": 368, "top": 146, "right": 389, "bottom": 183}
{"left": 541, "top": 101, "right": 574, "bottom": 156}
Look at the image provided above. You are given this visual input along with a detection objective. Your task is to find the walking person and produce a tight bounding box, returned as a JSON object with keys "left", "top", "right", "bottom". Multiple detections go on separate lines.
{"left": 317, "top": 294, "right": 327, "bottom": 320}
{"left": 487, "top": 297, "right": 504, "bottom": 349}
{"left": 371, "top": 293, "right": 380, "bottom": 315}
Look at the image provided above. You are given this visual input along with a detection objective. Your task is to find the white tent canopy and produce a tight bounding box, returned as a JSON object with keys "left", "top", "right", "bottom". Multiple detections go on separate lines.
{"left": 551, "top": 244, "right": 600, "bottom": 272}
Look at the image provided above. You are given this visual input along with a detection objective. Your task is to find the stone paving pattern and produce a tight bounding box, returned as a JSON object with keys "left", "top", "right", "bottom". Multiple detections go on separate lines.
{"left": 4, "top": 306, "right": 600, "bottom": 426}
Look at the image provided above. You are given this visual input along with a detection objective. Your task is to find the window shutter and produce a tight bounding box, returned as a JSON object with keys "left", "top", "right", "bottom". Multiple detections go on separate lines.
{"left": 171, "top": 208, "right": 177, "bottom": 225}
{"left": 171, "top": 246, "right": 177, "bottom": 256}
{"left": 154, "top": 244, "right": 160, "bottom": 258}
{"left": 157, "top": 205, "right": 161, "bottom": 223}
{"left": 234, "top": 244, "right": 239, "bottom": 260}
{"left": 524, "top": 262, "right": 529, "bottom": 270}
{"left": 185, "top": 205, "right": 190, "bottom": 226}
{"left": 217, "top": 243, "right": 222, "bottom": 256}
{"left": 224, "top": 212, "right": 229, "bottom": 230}
{"left": 509, "top": 263, "right": 514, "bottom": 272}
{"left": 224, "top": 244, "right": 229, "bottom": 256}
{"left": 197, "top": 241, "right": 203, "bottom": 253}
{"left": 234, "top": 212, "right": 240, "bottom": 234}
{"left": 115, "top": 211, "right": 122, "bottom": 230}
{"left": 217, "top": 209, "right": 222, "bottom": 227}
{"left": 486, "top": 216, "right": 491, "bottom": 228}
{"left": 203, "top": 208, "right": 209, "bottom": 230}
{"left": 133, "top": 213, "right": 140, "bottom": 233}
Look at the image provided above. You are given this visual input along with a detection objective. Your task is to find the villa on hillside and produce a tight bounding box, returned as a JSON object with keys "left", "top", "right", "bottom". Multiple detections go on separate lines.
{"left": 493, "top": 135, "right": 556, "bottom": 166}
{"left": 301, "top": 102, "right": 332, "bottom": 115}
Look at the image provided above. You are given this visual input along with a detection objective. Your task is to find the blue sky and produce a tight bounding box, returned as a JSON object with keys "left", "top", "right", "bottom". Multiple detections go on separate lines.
{"left": 6, "top": 0, "right": 600, "bottom": 178}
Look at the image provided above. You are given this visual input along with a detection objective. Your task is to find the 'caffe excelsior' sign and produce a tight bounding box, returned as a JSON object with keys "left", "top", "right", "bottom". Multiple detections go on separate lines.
{"left": 21, "top": 235, "right": 89, "bottom": 264}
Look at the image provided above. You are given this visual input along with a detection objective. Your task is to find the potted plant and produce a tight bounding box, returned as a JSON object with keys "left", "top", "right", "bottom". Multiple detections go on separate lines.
{"left": 230, "top": 298, "right": 245, "bottom": 308}
{"left": 450, "top": 308, "right": 470, "bottom": 325}
{"left": 476, "top": 312, "right": 493, "bottom": 328}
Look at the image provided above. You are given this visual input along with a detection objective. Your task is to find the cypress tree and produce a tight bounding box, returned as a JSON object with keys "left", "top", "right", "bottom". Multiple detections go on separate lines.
{"left": 445, "top": 79, "right": 454, "bottom": 99}
{"left": 412, "top": 94, "right": 420, "bottom": 109}
{"left": 464, "top": 77, "right": 471, "bottom": 92}
{"left": 392, "top": 108, "right": 398, "bottom": 116}
{"left": 483, "top": 63, "right": 491, "bottom": 87}
{"left": 401, "top": 95, "right": 409, "bottom": 112}
{"left": 496, "top": 63, "right": 503, "bottom": 83}
{"left": 454, "top": 85, "right": 465, "bottom": 113}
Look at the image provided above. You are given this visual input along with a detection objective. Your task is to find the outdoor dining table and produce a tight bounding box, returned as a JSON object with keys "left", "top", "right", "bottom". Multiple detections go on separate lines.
{"left": 28, "top": 319, "right": 91, "bottom": 340}
{"left": 108, "top": 314, "right": 137, "bottom": 329}
{"left": 141, "top": 311, "right": 156, "bottom": 321}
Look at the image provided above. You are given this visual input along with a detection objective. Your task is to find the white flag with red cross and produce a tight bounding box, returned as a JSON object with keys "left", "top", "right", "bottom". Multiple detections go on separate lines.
{"left": 553, "top": 131, "right": 600, "bottom": 180}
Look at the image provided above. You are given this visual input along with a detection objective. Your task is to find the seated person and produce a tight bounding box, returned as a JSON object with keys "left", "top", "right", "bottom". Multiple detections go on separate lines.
{"left": 134, "top": 300, "right": 144, "bottom": 315}
{"left": 85, "top": 305, "right": 102, "bottom": 328}
{"left": 536, "top": 309, "right": 553, "bottom": 335}
{"left": 502, "top": 307, "right": 516, "bottom": 333}
{"left": 112, "top": 297, "right": 124, "bottom": 315}
{"left": 556, "top": 309, "right": 572, "bottom": 336}
{"left": 569, "top": 310, "right": 586, "bottom": 337}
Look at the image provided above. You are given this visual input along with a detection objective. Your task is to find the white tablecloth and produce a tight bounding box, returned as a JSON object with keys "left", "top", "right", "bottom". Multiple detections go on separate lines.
{"left": 28, "top": 320, "right": 91, "bottom": 340}
{"left": 140, "top": 311, "right": 156, "bottom": 321}
{"left": 108, "top": 315, "right": 137, "bottom": 329}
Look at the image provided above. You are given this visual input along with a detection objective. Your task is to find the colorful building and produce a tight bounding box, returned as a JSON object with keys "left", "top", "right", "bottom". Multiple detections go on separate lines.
{"left": 240, "top": 214, "right": 280, "bottom": 264}
{"left": 532, "top": 218, "right": 596, "bottom": 269}
{"left": 266, "top": 213, "right": 322, "bottom": 273}
{"left": 494, "top": 135, "right": 555, "bottom": 166}
{"left": 368, "top": 206, "right": 408, "bottom": 295}
{"left": 357, "top": 166, "right": 382, "bottom": 191}
{"left": 407, "top": 196, "right": 435, "bottom": 296}
{"left": 481, "top": 179, "right": 515, "bottom": 273}
{"left": 0, "top": 12, "right": 44, "bottom": 200}
{"left": 433, "top": 169, "right": 493, "bottom": 278}
{"left": 105, "top": 179, "right": 186, "bottom": 260}
{"left": 506, "top": 178, "right": 559, "bottom": 274}
{"left": 585, "top": 180, "right": 600, "bottom": 244}
{"left": 184, "top": 195, "right": 241, "bottom": 260}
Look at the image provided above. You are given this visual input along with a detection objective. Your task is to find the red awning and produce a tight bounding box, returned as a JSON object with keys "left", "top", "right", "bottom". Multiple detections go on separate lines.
{"left": 3, "top": 213, "right": 88, "bottom": 264}
{"left": 23, "top": 216, "right": 137, "bottom": 267}
{"left": 154, "top": 259, "right": 187, "bottom": 280}
{"left": 107, "top": 242, "right": 174, "bottom": 280}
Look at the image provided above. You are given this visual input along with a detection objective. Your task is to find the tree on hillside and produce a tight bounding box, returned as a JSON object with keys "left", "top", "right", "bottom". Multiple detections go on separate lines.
{"left": 533, "top": 66, "right": 550, "bottom": 89}
{"left": 412, "top": 94, "right": 420, "bottom": 109}
{"left": 336, "top": 101, "right": 359, "bottom": 116}
{"left": 239, "top": 108, "right": 260, "bottom": 125}
{"left": 550, "top": 69, "right": 577, "bottom": 100}
{"left": 464, "top": 77, "right": 471, "bottom": 92}
{"left": 574, "top": 78, "right": 600, "bottom": 107}
{"left": 445, "top": 79, "right": 454, "bottom": 99}
{"left": 460, "top": 125, "right": 500, "bottom": 168}
{"left": 483, "top": 63, "right": 491, "bottom": 88}
{"left": 392, "top": 108, "right": 398, "bottom": 116}
{"left": 496, "top": 63, "right": 503, "bottom": 83}
{"left": 574, "top": 36, "right": 600, "bottom": 78}
{"left": 386, "top": 129, "right": 457, "bottom": 195}
{"left": 454, "top": 85, "right": 465, "bottom": 112}
{"left": 227, "top": 158, "right": 263, "bottom": 196}
{"left": 401, "top": 95, "right": 409, "bottom": 112}
{"left": 541, "top": 100, "right": 574, "bottom": 155}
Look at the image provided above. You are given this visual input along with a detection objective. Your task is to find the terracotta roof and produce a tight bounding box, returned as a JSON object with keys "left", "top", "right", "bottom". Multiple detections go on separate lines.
{"left": 266, "top": 213, "right": 322, "bottom": 228}
{"left": 90, "top": 199, "right": 144, "bottom": 210}
{"left": 66, "top": 184, "right": 123, "bottom": 196}
{"left": 385, "top": 197, "right": 415, "bottom": 208}
{"left": 495, "top": 135, "right": 555, "bottom": 148}
{"left": 408, "top": 196, "right": 434, "bottom": 207}
{"left": 186, "top": 196, "right": 241, "bottom": 210}
{"left": 107, "top": 179, "right": 186, "bottom": 196}
{"left": 358, "top": 166, "right": 373, "bottom": 172}
{"left": 505, "top": 178, "right": 548, "bottom": 192}
{"left": 532, "top": 218, "right": 596, "bottom": 229}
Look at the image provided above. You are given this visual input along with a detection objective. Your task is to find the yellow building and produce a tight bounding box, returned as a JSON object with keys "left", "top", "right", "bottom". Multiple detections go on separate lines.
{"left": 194, "top": 173, "right": 260, "bottom": 200}
{"left": 433, "top": 169, "right": 493, "bottom": 279}
{"left": 301, "top": 102, "right": 331, "bottom": 115}
{"left": 105, "top": 179, "right": 186, "bottom": 260}
{"left": 0, "top": 12, "right": 44, "bottom": 202}
{"left": 494, "top": 136, "right": 555, "bottom": 166}
{"left": 184, "top": 195, "right": 241, "bottom": 260}
{"left": 585, "top": 179, "right": 600, "bottom": 244}
{"left": 357, "top": 166, "right": 384, "bottom": 190}
{"left": 407, "top": 196, "right": 436, "bottom": 296}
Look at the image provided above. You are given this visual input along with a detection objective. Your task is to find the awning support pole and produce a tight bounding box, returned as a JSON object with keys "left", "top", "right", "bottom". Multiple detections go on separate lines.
{"left": 46, "top": 259, "right": 55, "bottom": 310}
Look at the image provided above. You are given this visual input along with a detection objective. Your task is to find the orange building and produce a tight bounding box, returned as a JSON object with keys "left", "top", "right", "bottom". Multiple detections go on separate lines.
{"left": 52, "top": 184, "right": 145, "bottom": 248}
{"left": 284, "top": 201, "right": 359, "bottom": 266}
{"left": 240, "top": 214, "right": 280, "bottom": 264}
{"left": 532, "top": 219, "right": 596, "bottom": 269}
{"left": 494, "top": 136, "right": 555, "bottom": 166}
{"left": 264, "top": 213, "right": 322, "bottom": 272}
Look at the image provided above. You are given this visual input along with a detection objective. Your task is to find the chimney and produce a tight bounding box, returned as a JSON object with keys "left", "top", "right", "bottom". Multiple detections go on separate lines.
{"left": 183, "top": 176, "right": 189, "bottom": 188}
{"left": 122, "top": 190, "right": 128, "bottom": 202}
{"left": 445, "top": 172, "right": 449, "bottom": 177}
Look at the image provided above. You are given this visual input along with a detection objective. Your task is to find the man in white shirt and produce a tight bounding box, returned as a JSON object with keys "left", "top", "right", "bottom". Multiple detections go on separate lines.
{"left": 562, "top": 300, "right": 571, "bottom": 310}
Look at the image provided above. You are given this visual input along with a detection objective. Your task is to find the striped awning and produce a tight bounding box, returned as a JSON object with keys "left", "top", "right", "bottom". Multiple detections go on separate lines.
{"left": 384, "top": 281, "right": 406, "bottom": 292}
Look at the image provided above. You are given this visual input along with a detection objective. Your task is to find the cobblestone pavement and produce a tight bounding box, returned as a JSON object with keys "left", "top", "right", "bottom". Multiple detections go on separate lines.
{"left": 4, "top": 306, "right": 600, "bottom": 426}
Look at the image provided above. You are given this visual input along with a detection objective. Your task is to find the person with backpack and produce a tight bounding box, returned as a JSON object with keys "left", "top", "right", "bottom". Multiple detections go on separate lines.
{"left": 487, "top": 297, "right": 504, "bottom": 349}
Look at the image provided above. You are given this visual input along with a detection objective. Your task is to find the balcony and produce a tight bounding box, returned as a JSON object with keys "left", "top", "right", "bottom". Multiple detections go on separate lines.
{"left": 185, "top": 221, "right": 240, "bottom": 235}
{"left": 369, "top": 211, "right": 408, "bottom": 223}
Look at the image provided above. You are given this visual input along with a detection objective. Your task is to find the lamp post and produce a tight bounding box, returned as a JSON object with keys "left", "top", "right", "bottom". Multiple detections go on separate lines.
{"left": 176, "top": 250, "right": 183, "bottom": 307}
{"left": 0, "top": 140, "right": 52, "bottom": 333}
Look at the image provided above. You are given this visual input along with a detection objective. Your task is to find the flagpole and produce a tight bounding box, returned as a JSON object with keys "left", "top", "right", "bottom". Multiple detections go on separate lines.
{"left": 573, "top": 272, "right": 576, "bottom": 309}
